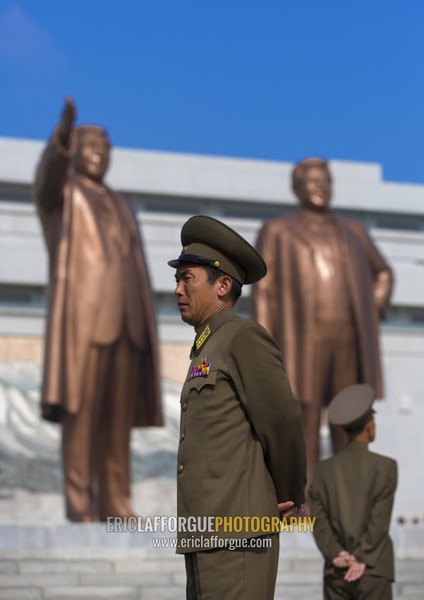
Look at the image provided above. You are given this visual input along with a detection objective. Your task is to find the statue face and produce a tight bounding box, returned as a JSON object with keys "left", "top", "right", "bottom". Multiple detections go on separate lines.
{"left": 75, "top": 132, "right": 110, "bottom": 182}
{"left": 295, "top": 166, "right": 332, "bottom": 211}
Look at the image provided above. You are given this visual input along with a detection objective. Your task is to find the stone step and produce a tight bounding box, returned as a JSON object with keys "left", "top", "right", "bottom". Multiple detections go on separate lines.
{"left": 0, "top": 554, "right": 423, "bottom": 599}
{"left": 1, "top": 524, "right": 423, "bottom": 599}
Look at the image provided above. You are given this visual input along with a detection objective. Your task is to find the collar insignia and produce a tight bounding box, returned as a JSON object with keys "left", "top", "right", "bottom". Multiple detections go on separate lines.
{"left": 196, "top": 323, "right": 211, "bottom": 351}
{"left": 190, "top": 323, "right": 212, "bottom": 359}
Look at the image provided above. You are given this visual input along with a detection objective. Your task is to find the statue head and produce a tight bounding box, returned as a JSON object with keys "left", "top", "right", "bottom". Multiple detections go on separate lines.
{"left": 74, "top": 125, "right": 111, "bottom": 183}
{"left": 292, "top": 157, "right": 332, "bottom": 212}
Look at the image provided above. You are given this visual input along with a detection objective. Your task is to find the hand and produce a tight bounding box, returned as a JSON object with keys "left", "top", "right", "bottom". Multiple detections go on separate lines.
{"left": 332, "top": 550, "right": 353, "bottom": 568}
{"left": 344, "top": 559, "right": 366, "bottom": 582}
{"left": 332, "top": 551, "right": 366, "bottom": 581}
{"left": 278, "top": 500, "right": 304, "bottom": 519}
{"left": 58, "top": 96, "right": 77, "bottom": 147}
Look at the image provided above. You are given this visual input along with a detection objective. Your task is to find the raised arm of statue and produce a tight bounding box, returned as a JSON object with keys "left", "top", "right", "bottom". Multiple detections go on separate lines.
{"left": 34, "top": 97, "right": 78, "bottom": 214}
{"left": 57, "top": 96, "right": 77, "bottom": 149}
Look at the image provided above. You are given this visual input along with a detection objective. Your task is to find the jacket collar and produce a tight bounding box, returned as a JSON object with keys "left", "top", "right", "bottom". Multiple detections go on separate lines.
{"left": 190, "top": 308, "right": 235, "bottom": 358}
{"left": 345, "top": 441, "right": 369, "bottom": 452}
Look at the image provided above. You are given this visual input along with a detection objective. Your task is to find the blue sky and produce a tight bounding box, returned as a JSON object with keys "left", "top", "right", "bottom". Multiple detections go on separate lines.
{"left": 1, "top": 1, "right": 424, "bottom": 184}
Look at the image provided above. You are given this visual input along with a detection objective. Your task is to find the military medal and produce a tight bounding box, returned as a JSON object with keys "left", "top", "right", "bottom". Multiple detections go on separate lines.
{"left": 190, "top": 357, "right": 211, "bottom": 379}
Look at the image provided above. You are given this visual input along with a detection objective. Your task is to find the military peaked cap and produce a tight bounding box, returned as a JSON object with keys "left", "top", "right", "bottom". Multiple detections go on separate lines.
{"left": 328, "top": 384, "right": 376, "bottom": 430}
{"left": 168, "top": 215, "right": 267, "bottom": 285}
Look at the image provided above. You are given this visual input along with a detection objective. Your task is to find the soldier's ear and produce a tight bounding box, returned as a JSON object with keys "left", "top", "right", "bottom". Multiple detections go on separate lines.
{"left": 366, "top": 418, "right": 376, "bottom": 442}
{"left": 216, "top": 275, "right": 233, "bottom": 298}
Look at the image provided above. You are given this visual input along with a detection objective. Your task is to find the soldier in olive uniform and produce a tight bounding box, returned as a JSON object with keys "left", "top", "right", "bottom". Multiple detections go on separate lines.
{"left": 168, "top": 215, "right": 307, "bottom": 600}
{"left": 309, "top": 384, "right": 397, "bottom": 599}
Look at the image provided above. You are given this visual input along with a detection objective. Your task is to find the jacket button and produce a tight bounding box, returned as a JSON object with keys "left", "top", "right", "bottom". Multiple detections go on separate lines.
{"left": 177, "top": 464, "right": 184, "bottom": 474}
{"left": 182, "top": 403, "right": 188, "bottom": 412}
{"left": 180, "top": 433, "right": 185, "bottom": 443}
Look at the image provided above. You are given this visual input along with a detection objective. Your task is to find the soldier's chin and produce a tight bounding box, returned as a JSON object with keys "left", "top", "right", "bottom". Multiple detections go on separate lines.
{"left": 179, "top": 308, "right": 193, "bottom": 325}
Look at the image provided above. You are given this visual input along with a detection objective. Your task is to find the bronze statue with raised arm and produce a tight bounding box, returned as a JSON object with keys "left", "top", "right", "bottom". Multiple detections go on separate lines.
{"left": 251, "top": 157, "right": 393, "bottom": 483}
{"left": 34, "top": 97, "right": 163, "bottom": 522}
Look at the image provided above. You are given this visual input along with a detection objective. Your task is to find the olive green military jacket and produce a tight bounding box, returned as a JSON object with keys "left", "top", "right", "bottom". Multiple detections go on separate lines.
{"left": 176, "top": 308, "right": 306, "bottom": 553}
{"left": 309, "top": 442, "right": 397, "bottom": 581}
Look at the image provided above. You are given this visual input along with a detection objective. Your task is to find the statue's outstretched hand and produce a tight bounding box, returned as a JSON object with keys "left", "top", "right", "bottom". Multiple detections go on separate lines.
{"left": 58, "top": 96, "right": 77, "bottom": 148}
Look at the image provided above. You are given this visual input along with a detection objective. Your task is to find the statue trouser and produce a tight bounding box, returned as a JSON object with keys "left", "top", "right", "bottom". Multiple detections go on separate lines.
{"left": 61, "top": 336, "right": 140, "bottom": 522}
{"left": 324, "top": 573, "right": 392, "bottom": 600}
{"left": 184, "top": 535, "right": 279, "bottom": 600}
{"left": 302, "top": 321, "right": 358, "bottom": 484}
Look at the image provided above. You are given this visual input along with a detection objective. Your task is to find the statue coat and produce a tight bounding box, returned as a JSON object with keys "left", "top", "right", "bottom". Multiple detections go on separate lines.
{"left": 34, "top": 130, "right": 163, "bottom": 427}
{"left": 251, "top": 210, "right": 393, "bottom": 404}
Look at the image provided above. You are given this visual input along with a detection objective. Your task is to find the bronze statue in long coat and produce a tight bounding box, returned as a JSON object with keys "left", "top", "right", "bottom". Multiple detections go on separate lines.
{"left": 34, "top": 98, "right": 163, "bottom": 521}
{"left": 251, "top": 158, "right": 393, "bottom": 481}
